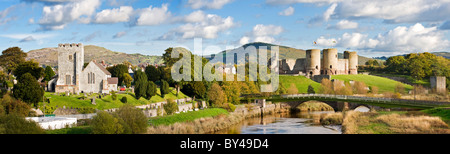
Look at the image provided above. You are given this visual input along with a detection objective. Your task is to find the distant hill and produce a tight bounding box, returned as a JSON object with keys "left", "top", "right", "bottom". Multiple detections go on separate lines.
{"left": 431, "top": 52, "right": 450, "bottom": 59}
{"left": 205, "top": 42, "right": 376, "bottom": 66}
{"left": 26, "top": 45, "right": 163, "bottom": 67}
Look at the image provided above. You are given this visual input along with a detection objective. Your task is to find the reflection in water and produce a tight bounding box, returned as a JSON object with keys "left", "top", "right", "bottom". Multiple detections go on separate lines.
{"left": 215, "top": 111, "right": 342, "bottom": 134}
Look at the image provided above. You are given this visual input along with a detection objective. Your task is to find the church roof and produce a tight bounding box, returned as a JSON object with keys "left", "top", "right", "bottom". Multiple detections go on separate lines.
{"left": 92, "top": 61, "right": 111, "bottom": 75}
{"left": 107, "top": 77, "right": 118, "bottom": 84}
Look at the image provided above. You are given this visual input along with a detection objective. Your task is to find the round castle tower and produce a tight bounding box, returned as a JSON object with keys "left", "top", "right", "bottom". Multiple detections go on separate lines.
{"left": 306, "top": 49, "right": 321, "bottom": 77}
{"left": 322, "top": 48, "right": 338, "bottom": 75}
{"left": 344, "top": 51, "right": 358, "bottom": 74}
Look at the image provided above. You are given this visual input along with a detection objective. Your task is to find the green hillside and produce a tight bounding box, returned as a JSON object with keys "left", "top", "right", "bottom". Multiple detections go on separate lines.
{"left": 40, "top": 87, "right": 188, "bottom": 113}
{"left": 331, "top": 74, "right": 413, "bottom": 93}
{"left": 27, "top": 45, "right": 163, "bottom": 67}
{"left": 279, "top": 75, "right": 321, "bottom": 93}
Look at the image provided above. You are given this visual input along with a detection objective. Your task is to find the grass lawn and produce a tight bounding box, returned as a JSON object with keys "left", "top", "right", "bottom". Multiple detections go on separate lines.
{"left": 331, "top": 74, "right": 413, "bottom": 93}
{"left": 148, "top": 108, "right": 229, "bottom": 126}
{"left": 422, "top": 108, "right": 450, "bottom": 124}
{"left": 279, "top": 75, "right": 321, "bottom": 93}
{"left": 40, "top": 87, "right": 189, "bottom": 111}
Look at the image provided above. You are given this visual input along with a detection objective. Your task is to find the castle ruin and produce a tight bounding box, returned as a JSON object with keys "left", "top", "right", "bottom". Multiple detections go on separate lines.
{"left": 279, "top": 48, "right": 358, "bottom": 78}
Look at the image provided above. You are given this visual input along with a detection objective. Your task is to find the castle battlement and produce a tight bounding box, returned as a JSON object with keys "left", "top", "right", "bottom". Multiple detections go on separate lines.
{"left": 58, "top": 43, "right": 83, "bottom": 48}
{"left": 279, "top": 48, "right": 358, "bottom": 78}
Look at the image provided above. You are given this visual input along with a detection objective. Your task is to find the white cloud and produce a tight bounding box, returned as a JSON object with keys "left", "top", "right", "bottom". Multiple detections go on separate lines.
{"left": 315, "top": 23, "right": 449, "bottom": 53}
{"left": 184, "top": 10, "right": 206, "bottom": 23}
{"left": 135, "top": 3, "right": 171, "bottom": 26}
{"left": 94, "top": 6, "right": 133, "bottom": 24}
{"left": 266, "top": 0, "right": 342, "bottom": 5}
{"left": 308, "top": 3, "right": 337, "bottom": 26}
{"left": 239, "top": 36, "right": 250, "bottom": 45}
{"left": 239, "top": 24, "right": 284, "bottom": 45}
{"left": 186, "top": 0, "right": 233, "bottom": 9}
{"left": 279, "top": 6, "right": 295, "bottom": 16}
{"left": 38, "top": 0, "right": 101, "bottom": 30}
{"left": 160, "top": 12, "right": 235, "bottom": 40}
{"left": 327, "top": 19, "right": 358, "bottom": 29}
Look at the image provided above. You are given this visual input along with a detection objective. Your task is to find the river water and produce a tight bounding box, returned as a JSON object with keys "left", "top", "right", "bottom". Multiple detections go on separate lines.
{"left": 215, "top": 111, "right": 342, "bottom": 134}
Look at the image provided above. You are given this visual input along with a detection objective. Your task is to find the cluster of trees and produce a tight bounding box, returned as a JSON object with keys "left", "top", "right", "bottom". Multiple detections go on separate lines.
{"left": 0, "top": 47, "right": 53, "bottom": 107}
{"left": 0, "top": 94, "right": 44, "bottom": 134}
{"left": 91, "top": 104, "right": 147, "bottom": 134}
{"left": 386, "top": 53, "right": 450, "bottom": 90}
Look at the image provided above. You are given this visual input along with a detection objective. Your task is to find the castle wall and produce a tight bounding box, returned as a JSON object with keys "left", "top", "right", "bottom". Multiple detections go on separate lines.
{"left": 344, "top": 51, "right": 358, "bottom": 74}
{"left": 322, "top": 48, "right": 338, "bottom": 75}
{"left": 279, "top": 59, "right": 305, "bottom": 74}
{"left": 306, "top": 49, "right": 321, "bottom": 77}
{"left": 430, "top": 76, "right": 447, "bottom": 94}
{"left": 337, "top": 59, "right": 348, "bottom": 75}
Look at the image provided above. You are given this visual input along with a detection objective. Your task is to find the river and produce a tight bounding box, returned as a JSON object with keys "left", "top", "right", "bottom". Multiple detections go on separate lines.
{"left": 215, "top": 101, "right": 422, "bottom": 134}
{"left": 215, "top": 111, "right": 342, "bottom": 134}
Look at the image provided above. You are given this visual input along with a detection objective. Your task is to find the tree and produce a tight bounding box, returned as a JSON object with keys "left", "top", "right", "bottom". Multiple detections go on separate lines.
{"left": 108, "top": 64, "right": 128, "bottom": 86}
{"left": 307, "top": 84, "right": 315, "bottom": 94}
{"left": 134, "top": 71, "right": 148, "bottom": 99}
{"left": 12, "top": 73, "right": 44, "bottom": 106}
{"left": 181, "top": 81, "right": 206, "bottom": 99}
{"left": 91, "top": 111, "right": 124, "bottom": 134}
{"left": 146, "top": 81, "right": 157, "bottom": 100}
{"left": 113, "top": 104, "right": 147, "bottom": 134}
{"left": 207, "top": 83, "right": 226, "bottom": 107}
{"left": 1, "top": 94, "right": 32, "bottom": 117}
{"left": 386, "top": 56, "right": 406, "bottom": 74}
{"left": 222, "top": 81, "right": 240, "bottom": 104}
{"left": 134, "top": 79, "right": 147, "bottom": 100}
{"left": 13, "top": 60, "right": 44, "bottom": 81}
{"left": 0, "top": 47, "right": 27, "bottom": 74}
{"left": 160, "top": 80, "right": 170, "bottom": 98}
{"left": 0, "top": 114, "right": 45, "bottom": 134}
{"left": 163, "top": 99, "right": 178, "bottom": 115}
{"left": 122, "top": 73, "right": 132, "bottom": 88}
{"left": 145, "top": 65, "right": 160, "bottom": 82}
{"left": 43, "top": 66, "right": 55, "bottom": 82}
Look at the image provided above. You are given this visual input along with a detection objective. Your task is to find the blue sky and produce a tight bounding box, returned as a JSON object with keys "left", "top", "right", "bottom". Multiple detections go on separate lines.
{"left": 0, "top": 0, "right": 450, "bottom": 57}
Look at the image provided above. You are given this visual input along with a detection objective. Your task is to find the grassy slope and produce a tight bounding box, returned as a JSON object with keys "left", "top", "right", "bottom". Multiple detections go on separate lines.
{"left": 41, "top": 87, "right": 188, "bottom": 110}
{"left": 148, "top": 108, "right": 229, "bottom": 126}
{"left": 331, "top": 74, "right": 413, "bottom": 93}
{"left": 279, "top": 75, "right": 321, "bottom": 93}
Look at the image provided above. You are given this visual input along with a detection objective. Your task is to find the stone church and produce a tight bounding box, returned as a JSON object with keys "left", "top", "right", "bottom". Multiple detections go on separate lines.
{"left": 48, "top": 43, "right": 118, "bottom": 94}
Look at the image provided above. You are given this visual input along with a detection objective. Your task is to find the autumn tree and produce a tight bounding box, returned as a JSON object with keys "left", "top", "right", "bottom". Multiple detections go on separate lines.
{"left": 207, "top": 83, "right": 226, "bottom": 107}
{"left": 0, "top": 47, "right": 27, "bottom": 74}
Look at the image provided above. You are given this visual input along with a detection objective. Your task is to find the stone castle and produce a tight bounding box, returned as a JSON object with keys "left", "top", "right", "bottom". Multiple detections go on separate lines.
{"left": 48, "top": 43, "right": 118, "bottom": 94}
{"left": 279, "top": 48, "right": 358, "bottom": 78}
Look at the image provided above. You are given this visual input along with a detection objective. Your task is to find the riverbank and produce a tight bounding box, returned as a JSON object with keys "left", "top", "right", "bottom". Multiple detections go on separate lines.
{"left": 341, "top": 110, "right": 450, "bottom": 134}
{"left": 146, "top": 103, "right": 291, "bottom": 134}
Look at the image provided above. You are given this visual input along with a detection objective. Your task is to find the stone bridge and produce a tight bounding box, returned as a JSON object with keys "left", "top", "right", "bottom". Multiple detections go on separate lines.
{"left": 266, "top": 94, "right": 450, "bottom": 108}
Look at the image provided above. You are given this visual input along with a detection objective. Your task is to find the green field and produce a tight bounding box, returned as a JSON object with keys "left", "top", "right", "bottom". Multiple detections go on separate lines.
{"left": 148, "top": 108, "right": 229, "bottom": 126}
{"left": 331, "top": 74, "right": 413, "bottom": 93}
{"left": 40, "top": 87, "right": 188, "bottom": 112}
{"left": 279, "top": 75, "right": 321, "bottom": 93}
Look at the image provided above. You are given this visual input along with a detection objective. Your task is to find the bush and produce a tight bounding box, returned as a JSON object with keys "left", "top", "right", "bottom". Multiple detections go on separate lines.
{"left": 160, "top": 80, "right": 170, "bottom": 98}
{"left": 287, "top": 83, "right": 298, "bottom": 94}
{"left": 121, "top": 97, "right": 128, "bottom": 103}
{"left": 223, "top": 103, "right": 236, "bottom": 112}
{"left": 164, "top": 99, "right": 178, "bottom": 115}
{"left": 113, "top": 104, "right": 148, "bottom": 134}
{"left": 91, "top": 111, "right": 124, "bottom": 134}
{"left": 0, "top": 114, "right": 45, "bottom": 134}
{"left": 1, "top": 94, "right": 32, "bottom": 117}
{"left": 111, "top": 91, "right": 117, "bottom": 101}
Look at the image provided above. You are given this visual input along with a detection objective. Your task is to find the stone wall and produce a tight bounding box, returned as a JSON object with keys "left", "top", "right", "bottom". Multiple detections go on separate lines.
{"left": 430, "top": 76, "right": 447, "bottom": 94}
